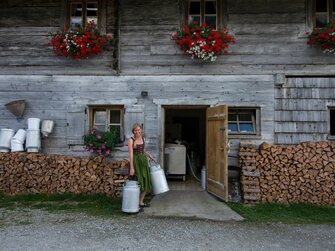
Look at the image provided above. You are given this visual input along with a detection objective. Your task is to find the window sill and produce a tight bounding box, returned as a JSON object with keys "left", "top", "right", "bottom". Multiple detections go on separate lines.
{"left": 228, "top": 134, "right": 262, "bottom": 140}
{"left": 327, "top": 135, "right": 335, "bottom": 140}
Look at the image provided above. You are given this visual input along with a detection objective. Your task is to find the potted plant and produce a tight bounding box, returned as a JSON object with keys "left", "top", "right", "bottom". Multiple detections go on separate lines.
{"left": 48, "top": 21, "right": 112, "bottom": 59}
{"left": 83, "top": 128, "right": 119, "bottom": 156}
{"left": 171, "top": 21, "right": 235, "bottom": 62}
{"left": 307, "top": 21, "right": 335, "bottom": 54}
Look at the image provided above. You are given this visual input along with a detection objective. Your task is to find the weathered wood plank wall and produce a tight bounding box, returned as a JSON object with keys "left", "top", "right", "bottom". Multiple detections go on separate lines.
{"left": 0, "top": 74, "right": 275, "bottom": 158}
{"left": 1, "top": 0, "right": 335, "bottom": 75}
{"left": 119, "top": 0, "right": 335, "bottom": 75}
{"left": 0, "top": 0, "right": 116, "bottom": 75}
{"left": 0, "top": 0, "right": 335, "bottom": 156}
{"left": 275, "top": 77, "right": 335, "bottom": 144}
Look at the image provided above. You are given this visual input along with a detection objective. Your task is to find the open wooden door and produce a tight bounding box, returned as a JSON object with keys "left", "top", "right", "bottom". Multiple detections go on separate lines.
{"left": 206, "top": 105, "right": 228, "bottom": 201}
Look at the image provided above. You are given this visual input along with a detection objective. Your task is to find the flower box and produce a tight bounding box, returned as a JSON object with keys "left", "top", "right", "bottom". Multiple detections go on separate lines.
{"left": 307, "top": 21, "right": 335, "bottom": 54}
{"left": 48, "top": 21, "right": 112, "bottom": 59}
{"left": 171, "top": 21, "right": 235, "bottom": 62}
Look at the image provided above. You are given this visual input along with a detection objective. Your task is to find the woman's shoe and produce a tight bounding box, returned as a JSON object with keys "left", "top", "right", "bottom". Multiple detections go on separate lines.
{"left": 139, "top": 203, "right": 150, "bottom": 208}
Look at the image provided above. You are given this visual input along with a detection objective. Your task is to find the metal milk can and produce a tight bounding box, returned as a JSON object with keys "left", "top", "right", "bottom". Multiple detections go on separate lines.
{"left": 149, "top": 160, "right": 169, "bottom": 195}
{"left": 122, "top": 180, "right": 140, "bottom": 213}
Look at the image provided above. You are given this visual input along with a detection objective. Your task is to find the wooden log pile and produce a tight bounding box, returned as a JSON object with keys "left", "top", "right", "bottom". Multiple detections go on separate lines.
{"left": 239, "top": 142, "right": 260, "bottom": 204}
{"left": 0, "top": 153, "right": 129, "bottom": 197}
{"left": 257, "top": 142, "right": 335, "bottom": 205}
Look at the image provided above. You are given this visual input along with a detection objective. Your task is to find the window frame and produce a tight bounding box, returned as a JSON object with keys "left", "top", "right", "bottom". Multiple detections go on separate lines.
{"left": 66, "top": 0, "right": 105, "bottom": 31}
{"left": 329, "top": 107, "right": 335, "bottom": 138}
{"left": 185, "top": 0, "right": 222, "bottom": 30}
{"left": 312, "top": 0, "right": 334, "bottom": 28}
{"left": 227, "top": 107, "right": 261, "bottom": 139}
{"left": 88, "top": 105, "right": 125, "bottom": 143}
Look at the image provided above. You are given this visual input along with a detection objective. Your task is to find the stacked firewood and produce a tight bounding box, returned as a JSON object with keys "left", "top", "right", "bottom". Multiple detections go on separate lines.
{"left": 257, "top": 142, "right": 335, "bottom": 205}
{"left": 0, "top": 153, "right": 129, "bottom": 197}
{"left": 109, "top": 159, "right": 129, "bottom": 197}
{"left": 239, "top": 142, "right": 260, "bottom": 204}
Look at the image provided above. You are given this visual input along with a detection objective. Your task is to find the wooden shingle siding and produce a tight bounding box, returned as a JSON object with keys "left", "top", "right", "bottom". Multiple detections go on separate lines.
{"left": 275, "top": 77, "right": 335, "bottom": 144}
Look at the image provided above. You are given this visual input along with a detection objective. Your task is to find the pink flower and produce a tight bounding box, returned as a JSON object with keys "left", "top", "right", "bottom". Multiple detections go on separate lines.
{"left": 97, "top": 149, "right": 102, "bottom": 155}
{"left": 89, "top": 143, "right": 93, "bottom": 147}
{"left": 106, "top": 150, "right": 111, "bottom": 154}
{"left": 96, "top": 134, "right": 101, "bottom": 139}
{"left": 89, "top": 149, "right": 94, "bottom": 153}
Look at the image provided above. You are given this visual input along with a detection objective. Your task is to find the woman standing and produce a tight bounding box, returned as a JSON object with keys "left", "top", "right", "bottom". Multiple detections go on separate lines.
{"left": 128, "top": 123, "right": 154, "bottom": 208}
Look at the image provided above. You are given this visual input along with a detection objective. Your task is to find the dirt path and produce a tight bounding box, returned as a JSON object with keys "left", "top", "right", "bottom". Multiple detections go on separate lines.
{"left": 1, "top": 208, "right": 334, "bottom": 251}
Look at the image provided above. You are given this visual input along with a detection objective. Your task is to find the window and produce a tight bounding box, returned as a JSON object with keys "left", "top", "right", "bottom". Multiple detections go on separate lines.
{"left": 67, "top": 0, "right": 99, "bottom": 30}
{"left": 330, "top": 108, "right": 335, "bottom": 136}
{"left": 89, "top": 106, "right": 124, "bottom": 142}
{"left": 313, "top": 0, "right": 335, "bottom": 27}
{"left": 187, "top": 0, "right": 220, "bottom": 29}
{"left": 228, "top": 108, "right": 260, "bottom": 136}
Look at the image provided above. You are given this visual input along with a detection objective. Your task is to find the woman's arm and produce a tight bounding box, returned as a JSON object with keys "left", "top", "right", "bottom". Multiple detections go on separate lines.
{"left": 144, "top": 150, "right": 154, "bottom": 161}
{"left": 128, "top": 138, "right": 135, "bottom": 176}
{"left": 142, "top": 137, "right": 154, "bottom": 161}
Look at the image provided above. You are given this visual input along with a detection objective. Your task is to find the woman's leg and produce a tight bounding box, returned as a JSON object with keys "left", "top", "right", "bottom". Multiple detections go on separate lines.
{"left": 139, "top": 191, "right": 146, "bottom": 206}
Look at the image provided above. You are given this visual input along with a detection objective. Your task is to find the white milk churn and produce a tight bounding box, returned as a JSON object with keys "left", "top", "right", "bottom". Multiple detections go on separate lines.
{"left": 149, "top": 160, "right": 169, "bottom": 195}
{"left": 201, "top": 166, "right": 206, "bottom": 191}
{"left": 0, "top": 129, "right": 15, "bottom": 152}
{"left": 122, "top": 180, "right": 140, "bottom": 213}
{"left": 27, "top": 118, "right": 41, "bottom": 130}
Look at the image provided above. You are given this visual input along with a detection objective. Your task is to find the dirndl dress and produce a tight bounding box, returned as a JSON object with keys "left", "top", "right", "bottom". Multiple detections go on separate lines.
{"left": 132, "top": 137, "right": 152, "bottom": 192}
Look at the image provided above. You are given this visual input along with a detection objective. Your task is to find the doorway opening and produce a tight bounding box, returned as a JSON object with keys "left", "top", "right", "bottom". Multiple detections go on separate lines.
{"left": 163, "top": 106, "right": 207, "bottom": 191}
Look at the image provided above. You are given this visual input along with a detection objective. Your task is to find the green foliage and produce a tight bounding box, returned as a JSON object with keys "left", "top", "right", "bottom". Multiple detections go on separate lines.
{"left": 83, "top": 128, "right": 119, "bottom": 156}
{"left": 228, "top": 202, "right": 335, "bottom": 224}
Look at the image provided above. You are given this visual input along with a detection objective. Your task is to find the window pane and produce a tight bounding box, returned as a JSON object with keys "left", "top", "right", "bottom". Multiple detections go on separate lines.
{"left": 330, "top": 109, "right": 335, "bottom": 135}
{"left": 110, "top": 125, "right": 120, "bottom": 132}
{"left": 316, "top": 0, "right": 327, "bottom": 12}
{"left": 316, "top": 0, "right": 328, "bottom": 27}
{"left": 189, "top": 1, "right": 201, "bottom": 15}
{"left": 239, "top": 123, "right": 255, "bottom": 132}
{"left": 110, "top": 110, "right": 121, "bottom": 124}
{"left": 205, "top": 16, "right": 216, "bottom": 28}
{"left": 87, "top": 2, "right": 98, "bottom": 24}
{"left": 110, "top": 125, "right": 121, "bottom": 141}
{"left": 205, "top": 1, "right": 216, "bottom": 14}
{"left": 71, "top": 3, "right": 82, "bottom": 29}
{"left": 316, "top": 13, "right": 328, "bottom": 27}
{"left": 228, "top": 123, "right": 238, "bottom": 132}
{"left": 94, "top": 111, "right": 106, "bottom": 124}
{"left": 239, "top": 113, "right": 253, "bottom": 122}
{"left": 94, "top": 124, "right": 105, "bottom": 131}
{"left": 228, "top": 113, "right": 237, "bottom": 121}
{"left": 189, "top": 15, "right": 201, "bottom": 24}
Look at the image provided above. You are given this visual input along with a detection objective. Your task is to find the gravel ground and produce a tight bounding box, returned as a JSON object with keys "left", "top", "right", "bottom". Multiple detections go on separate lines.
{"left": 1, "top": 208, "right": 335, "bottom": 251}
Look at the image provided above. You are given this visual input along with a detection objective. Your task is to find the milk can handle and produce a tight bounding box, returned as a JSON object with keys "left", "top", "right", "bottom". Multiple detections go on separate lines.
{"left": 149, "top": 159, "right": 158, "bottom": 166}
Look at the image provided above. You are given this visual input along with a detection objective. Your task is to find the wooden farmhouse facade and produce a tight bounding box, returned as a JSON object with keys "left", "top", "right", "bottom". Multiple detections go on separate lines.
{"left": 1, "top": 0, "right": 335, "bottom": 200}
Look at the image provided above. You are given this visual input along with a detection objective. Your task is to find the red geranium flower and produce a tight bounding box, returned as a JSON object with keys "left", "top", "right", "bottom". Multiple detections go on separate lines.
{"left": 171, "top": 21, "right": 235, "bottom": 61}
{"left": 48, "top": 21, "right": 112, "bottom": 59}
{"left": 307, "top": 21, "right": 335, "bottom": 54}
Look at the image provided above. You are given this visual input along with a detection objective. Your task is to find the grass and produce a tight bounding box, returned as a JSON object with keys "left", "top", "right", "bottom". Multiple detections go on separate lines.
{"left": 227, "top": 202, "right": 335, "bottom": 224}
{"left": 0, "top": 194, "right": 124, "bottom": 218}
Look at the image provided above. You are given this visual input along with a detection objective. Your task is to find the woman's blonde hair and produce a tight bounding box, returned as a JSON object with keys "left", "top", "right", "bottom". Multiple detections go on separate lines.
{"left": 131, "top": 123, "right": 143, "bottom": 148}
{"left": 132, "top": 123, "right": 142, "bottom": 134}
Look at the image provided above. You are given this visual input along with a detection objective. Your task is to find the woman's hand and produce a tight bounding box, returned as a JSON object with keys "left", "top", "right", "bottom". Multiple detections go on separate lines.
{"left": 129, "top": 167, "right": 135, "bottom": 176}
{"left": 149, "top": 155, "right": 156, "bottom": 162}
